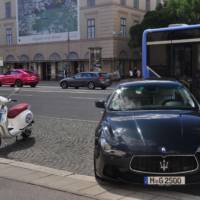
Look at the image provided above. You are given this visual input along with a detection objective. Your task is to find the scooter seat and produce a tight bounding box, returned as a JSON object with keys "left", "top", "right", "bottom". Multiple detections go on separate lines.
{"left": 8, "top": 103, "right": 29, "bottom": 119}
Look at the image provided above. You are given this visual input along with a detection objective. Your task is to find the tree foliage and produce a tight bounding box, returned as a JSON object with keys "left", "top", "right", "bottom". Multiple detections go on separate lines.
{"left": 129, "top": 0, "right": 200, "bottom": 48}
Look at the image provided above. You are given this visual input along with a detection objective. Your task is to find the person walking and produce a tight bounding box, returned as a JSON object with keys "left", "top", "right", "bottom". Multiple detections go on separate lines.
{"left": 129, "top": 69, "right": 133, "bottom": 78}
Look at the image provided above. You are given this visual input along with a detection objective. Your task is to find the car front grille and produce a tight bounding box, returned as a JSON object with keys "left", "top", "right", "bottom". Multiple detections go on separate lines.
{"left": 130, "top": 155, "right": 199, "bottom": 174}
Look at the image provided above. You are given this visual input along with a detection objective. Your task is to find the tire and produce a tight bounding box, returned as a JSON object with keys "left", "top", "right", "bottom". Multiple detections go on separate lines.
{"left": 94, "top": 156, "right": 108, "bottom": 183}
{"left": 22, "top": 129, "right": 32, "bottom": 139}
{"left": 101, "top": 86, "right": 106, "bottom": 90}
{"left": 61, "top": 81, "right": 68, "bottom": 89}
{"left": 15, "top": 80, "right": 23, "bottom": 87}
{"left": 88, "top": 82, "right": 95, "bottom": 90}
{"left": 75, "top": 86, "right": 79, "bottom": 89}
{"left": 30, "top": 84, "right": 36, "bottom": 87}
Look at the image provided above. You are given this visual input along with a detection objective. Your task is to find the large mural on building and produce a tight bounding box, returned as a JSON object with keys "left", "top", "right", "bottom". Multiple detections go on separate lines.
{"left": 16, "top": 0, "right": 79, "bottom": 44}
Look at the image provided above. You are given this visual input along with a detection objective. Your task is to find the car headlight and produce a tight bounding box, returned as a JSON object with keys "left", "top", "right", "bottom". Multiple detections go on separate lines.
{"left": 100, "top": 126, "right": 126, "bottom": 157}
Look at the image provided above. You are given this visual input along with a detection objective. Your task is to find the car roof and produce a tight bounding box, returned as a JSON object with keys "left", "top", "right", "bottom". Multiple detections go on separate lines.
{"left": 119, "top": 79, "right": 182, "bottom": 87}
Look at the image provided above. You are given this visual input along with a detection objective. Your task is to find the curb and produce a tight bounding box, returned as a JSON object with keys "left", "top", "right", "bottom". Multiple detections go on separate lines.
{"left": 0, "top": 158, "right": 198, "bottom": 200}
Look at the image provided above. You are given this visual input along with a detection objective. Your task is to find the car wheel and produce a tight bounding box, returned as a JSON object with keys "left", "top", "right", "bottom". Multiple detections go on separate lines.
{"left": 101, "top": 86, "right": 106, "bottom": 90}
{"left": 15, "top": 80, "right": 23, "bottom": 87}
{"left": 94, "top": 158, "right": 105, "bottom": 182}
{"left": 61, "top": 81, "right": 68, "bottom": 89}
{"left": 88, "top": 82, "right": 95, "bottom": 90}
{"left": 75, "top": 86, "right": 79, "bottom": 89}
{"left": 30, "top": 84, "right": 36, "bottom": 88}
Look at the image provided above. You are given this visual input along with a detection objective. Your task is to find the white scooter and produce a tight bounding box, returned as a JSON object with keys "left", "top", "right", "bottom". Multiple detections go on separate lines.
{"left": 0, "top": 88, "right": 34, "bottom": 145}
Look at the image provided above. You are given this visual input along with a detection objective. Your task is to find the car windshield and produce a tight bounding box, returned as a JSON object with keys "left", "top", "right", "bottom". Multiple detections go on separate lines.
{"left": 108, "top": 84, "right": 197, "bottom": 111}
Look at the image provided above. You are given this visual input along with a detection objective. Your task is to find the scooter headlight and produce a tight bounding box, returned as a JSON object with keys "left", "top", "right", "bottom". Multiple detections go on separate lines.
{"left": 25, "top": 113, "right": 33, "bottom": 124}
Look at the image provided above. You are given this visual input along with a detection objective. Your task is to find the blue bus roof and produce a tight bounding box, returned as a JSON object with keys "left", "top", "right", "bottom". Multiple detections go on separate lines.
{"left": 144, "top": 24, "right": 200, "bottom": 34}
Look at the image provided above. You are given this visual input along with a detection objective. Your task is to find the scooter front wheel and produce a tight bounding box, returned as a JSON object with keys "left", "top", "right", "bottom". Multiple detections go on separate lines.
{"left": 21, "top": 129, "right": 32, "bottom": 139}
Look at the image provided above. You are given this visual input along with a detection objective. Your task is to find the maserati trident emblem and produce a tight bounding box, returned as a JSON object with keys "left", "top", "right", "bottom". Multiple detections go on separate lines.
{"left": 160, "top": 159, "right": 168, "bottom": 172}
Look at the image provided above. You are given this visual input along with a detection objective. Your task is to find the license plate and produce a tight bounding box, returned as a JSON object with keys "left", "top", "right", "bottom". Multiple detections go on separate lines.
{"left": 144, "top": 176, "right": 185, "bottom": 186}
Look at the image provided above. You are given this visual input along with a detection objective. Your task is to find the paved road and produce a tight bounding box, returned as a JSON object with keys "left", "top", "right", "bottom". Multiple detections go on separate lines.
{"left": 0, "top": 178, "right": 94, "bottom": 200}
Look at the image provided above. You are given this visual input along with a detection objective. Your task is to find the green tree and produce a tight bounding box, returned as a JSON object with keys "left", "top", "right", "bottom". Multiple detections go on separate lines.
{"left": 129, "top": 0, "right": 200, "bottom": 49}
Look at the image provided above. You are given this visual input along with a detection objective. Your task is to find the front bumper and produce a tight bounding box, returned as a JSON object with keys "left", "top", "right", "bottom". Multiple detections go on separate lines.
{"left": 95, "top": 149, "right": 200, "bottom": 185}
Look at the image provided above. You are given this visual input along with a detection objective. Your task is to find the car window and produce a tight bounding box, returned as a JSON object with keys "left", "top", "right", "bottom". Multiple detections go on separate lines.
{"left": 75, "top": 73, "right": 81, "bottom": 78}
{"left": 4, "top": 71, "right": 11, "bottom": 75}
{"left": 90, "top": 73, "right": 97, "bottom": 78}
{"left": 81, "top": 73, "right": 90, "bottom": 78}
{"left": 108, "top": 84, "right": 197, "bottom": 111}
{"left": 11, "top": 71, "right": 20, "bottom": 75}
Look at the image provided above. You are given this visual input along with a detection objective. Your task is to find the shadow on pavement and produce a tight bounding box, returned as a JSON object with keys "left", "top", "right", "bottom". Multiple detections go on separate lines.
{"left": 0, "top": 137, "right": 35, "bottom": 158}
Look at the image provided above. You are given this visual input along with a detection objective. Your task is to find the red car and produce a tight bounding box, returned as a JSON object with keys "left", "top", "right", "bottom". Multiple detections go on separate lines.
{"left": 0, "top": 69, "right": 39, "bottom": 87}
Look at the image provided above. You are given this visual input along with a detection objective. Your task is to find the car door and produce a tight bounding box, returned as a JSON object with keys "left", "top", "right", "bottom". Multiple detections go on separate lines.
{"left": 10, "top": 70, "right": 21, "bottom": 85}
{"left": 3, "top": 71, "right": 12, "bottom": 85}
{"left": 81, "top": 73, "right": 91, "bottom": 86}
{"left": 71, "top": 73, "right": 82, "bottom": 87}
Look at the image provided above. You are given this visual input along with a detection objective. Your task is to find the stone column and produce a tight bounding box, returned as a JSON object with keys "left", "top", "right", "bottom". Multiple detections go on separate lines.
{"left": 51, "top": 62, "right": 56, "bottom": 80}
{"left": 37, "top": 63, "right": 42, "bottom": 79}
{"left": 32, "top": 63, "right": 37, "bottom": 72}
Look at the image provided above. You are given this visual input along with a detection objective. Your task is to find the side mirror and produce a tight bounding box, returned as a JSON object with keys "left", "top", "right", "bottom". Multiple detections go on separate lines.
{"left": 95, "top": 100, "right": 105, "bottom": 109}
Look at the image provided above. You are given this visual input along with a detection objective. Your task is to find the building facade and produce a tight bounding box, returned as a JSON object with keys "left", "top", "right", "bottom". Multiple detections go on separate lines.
{"left": 0, "top": 0, "right": 161, "bottom": 80}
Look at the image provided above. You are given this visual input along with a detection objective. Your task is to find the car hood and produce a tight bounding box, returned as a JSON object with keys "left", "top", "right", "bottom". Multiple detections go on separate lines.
{"left": 106, "top": 110, "right": 200, "bottom": 154}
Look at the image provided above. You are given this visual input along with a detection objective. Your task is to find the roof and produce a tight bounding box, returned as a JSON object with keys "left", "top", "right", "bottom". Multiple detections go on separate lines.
{"left": 144, "top": 24, "right": 200, "bottom": 34}
{"left": 119, "top": 79, "right": 182, "bottom": 87}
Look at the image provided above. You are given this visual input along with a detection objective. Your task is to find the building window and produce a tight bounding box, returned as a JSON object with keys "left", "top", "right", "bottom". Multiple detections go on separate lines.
{"left": 6, "top": 28, "right": 13, "bottom": 46}
{"left": 133, "top": 0, "right": 139, "bottom": 9}
{"left": 146, "top": 0, "right": 151, "bottom": 11}
{"left": 87, "top": 0, "right": 95, "bottom": 7}
{"left": 120, "top": 0, "right": 127, "bottom": 6}
{"left": 5, "top": 2, "right": 11, "bottom": 18}
{"left": 87, "top": 18, "right": 95, "bottom": 39}
{"left": 120, "top": 17, "right": 126, "bottom": 37}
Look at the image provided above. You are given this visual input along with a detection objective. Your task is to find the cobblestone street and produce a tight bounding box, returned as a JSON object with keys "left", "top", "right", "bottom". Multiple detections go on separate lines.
{"left": 0, "top": 116, "right": 97, "bottom": 176}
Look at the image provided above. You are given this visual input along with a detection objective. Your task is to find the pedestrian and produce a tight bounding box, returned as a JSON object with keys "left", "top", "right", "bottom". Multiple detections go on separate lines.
{"left": 136, "top": 68, "right": 141, "bottom": 78}
{"left": 129, "top": 69, "right": 133, "bottom": 78}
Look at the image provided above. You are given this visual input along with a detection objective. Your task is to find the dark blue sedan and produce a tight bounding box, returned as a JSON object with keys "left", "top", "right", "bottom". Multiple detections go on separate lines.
{"left": 94, "top": 80, "right": 200, "bottom": 186}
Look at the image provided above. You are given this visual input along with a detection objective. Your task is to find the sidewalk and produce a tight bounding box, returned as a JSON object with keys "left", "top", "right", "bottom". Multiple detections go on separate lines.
{"left": 0, "top": 158, "right": 199, "bottom": 200}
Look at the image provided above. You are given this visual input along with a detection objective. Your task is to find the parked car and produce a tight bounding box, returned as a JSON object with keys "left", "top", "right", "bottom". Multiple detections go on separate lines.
{"left": 94, "top": 80, "right": 200, "bottom": 185}
{"left": 60, "top": 72, "right": 112, "bottom": 90}
{"left": 0, "top": 69, "right": 39, "bottom": 87}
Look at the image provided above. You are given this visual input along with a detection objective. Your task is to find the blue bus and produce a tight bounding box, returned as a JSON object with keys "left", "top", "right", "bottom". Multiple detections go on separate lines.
{"left": 142, "top": 24, "right": 200, "bottom": 99}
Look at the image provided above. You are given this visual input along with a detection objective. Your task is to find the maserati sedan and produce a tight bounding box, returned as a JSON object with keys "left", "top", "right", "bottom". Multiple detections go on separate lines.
{"left": 94, "top": 80, "right": 200, "bottom": 186}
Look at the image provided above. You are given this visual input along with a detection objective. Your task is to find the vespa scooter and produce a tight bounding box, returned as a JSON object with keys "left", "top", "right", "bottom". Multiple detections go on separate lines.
{"left": 0, "top": 88, "right": 34, "bottom": 145}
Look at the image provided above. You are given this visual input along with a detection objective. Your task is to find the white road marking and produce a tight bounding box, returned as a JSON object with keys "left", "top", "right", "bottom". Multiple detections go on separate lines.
{"left": 37, "top": 115, "right": 99, "bottom": 123}
{"left": 0, "top": 87, "right": 111, "bottom": 95}
{"left": 69, "top": 96, "right": 99, "bottom": 100}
